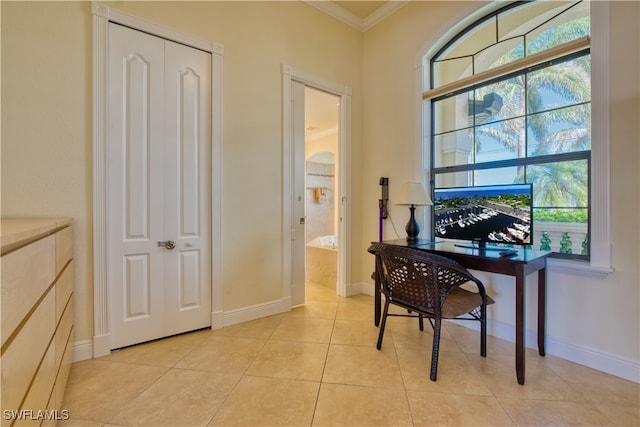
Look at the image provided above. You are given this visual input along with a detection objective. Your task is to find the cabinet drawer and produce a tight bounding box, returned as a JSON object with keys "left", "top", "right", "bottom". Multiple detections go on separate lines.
{"left": 55, "top": 297, "right": 73, "bottom": 372}
{"left": 20, "top": 340, "right": 57, "bottom": 424}
{"left": 1, "top": 235, "right": 55, "bottom": 346}
{"left": 56, "top": 261, "right": 73, "bottom": 323}
{"left": 55, "top": 226, "right": 72, "bottom": 275}
{"left": 54, "top": 325, "right": 74, "bottom": 411}
{"left": 1, "top": 290, "right": 55, "bottom": 414}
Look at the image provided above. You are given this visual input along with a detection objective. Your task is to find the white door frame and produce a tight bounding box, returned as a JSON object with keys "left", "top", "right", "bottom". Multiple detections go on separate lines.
{"left": 281, "top": 65, "right": 352, "bottom": 304}
{"left": 91, "top": 2, "right": 223, "bottom": 357}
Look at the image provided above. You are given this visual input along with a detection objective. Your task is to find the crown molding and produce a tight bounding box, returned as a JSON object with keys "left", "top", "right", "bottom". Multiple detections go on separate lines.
{"left": 363, "top": 1, "right": 409, "bottom": 31}
{"left": 305, "top": 1, "right": 408, "bottom": 32}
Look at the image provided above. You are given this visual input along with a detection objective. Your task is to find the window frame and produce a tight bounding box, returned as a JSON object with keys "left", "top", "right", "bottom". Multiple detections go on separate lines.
{"left": 417, "top": 0, "right": 612, "bottom": 277}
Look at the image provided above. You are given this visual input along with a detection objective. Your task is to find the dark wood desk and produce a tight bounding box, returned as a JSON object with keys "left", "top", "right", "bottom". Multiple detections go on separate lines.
{"left": 373, "top": 239, "right": 552, "bottom": 385}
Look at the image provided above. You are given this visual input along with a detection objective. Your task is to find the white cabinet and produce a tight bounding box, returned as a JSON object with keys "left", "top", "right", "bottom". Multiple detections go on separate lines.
{"left": 1, "top": 218, "right": 73, "bottom": 426}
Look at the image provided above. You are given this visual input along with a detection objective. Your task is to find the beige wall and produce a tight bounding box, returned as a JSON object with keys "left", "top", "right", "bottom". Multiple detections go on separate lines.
{"left": 1, "top": 1, "right": 363, "bottom": 344}
{"left": 2, "top": 1, "right": 93, "bottom": 342}
{"left": 362, "top": 0, "right": 640, "bottom": 371}
{"left": 2, "top": 1, "right": 638, "bottom": 377}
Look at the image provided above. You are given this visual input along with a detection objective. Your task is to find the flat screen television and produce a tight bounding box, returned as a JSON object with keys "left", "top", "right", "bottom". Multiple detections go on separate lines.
{"left": 433, "top": 183, "right": 533, "bottom": 248}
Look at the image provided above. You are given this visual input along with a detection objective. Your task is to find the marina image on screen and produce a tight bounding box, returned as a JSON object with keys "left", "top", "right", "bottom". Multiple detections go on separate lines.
{"left": 434, "top": 184, "right": 533, "bottom": 246}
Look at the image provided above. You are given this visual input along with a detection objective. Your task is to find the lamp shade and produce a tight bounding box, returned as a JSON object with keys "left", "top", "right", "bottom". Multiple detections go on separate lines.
{"left": 396, "top": 182, "right": 433, "bottom": 206}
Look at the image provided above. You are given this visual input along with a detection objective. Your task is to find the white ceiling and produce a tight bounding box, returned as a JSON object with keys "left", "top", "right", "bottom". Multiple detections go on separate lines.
{"left": 305, "top": 87, "right": 340, "bottom": 141}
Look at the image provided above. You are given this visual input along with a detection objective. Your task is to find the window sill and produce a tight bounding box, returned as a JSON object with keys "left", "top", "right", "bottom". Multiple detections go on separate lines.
{"left": 547, "top": 258, "right": 613, "bottom": 279}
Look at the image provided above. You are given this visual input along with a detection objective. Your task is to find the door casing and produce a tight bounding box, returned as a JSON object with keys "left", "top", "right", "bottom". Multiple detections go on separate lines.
{"left": 92, "top": 3, "right": 223, "bottom": 358}
{"left": 282, "top": 64, "right": 352, "bottom": 306}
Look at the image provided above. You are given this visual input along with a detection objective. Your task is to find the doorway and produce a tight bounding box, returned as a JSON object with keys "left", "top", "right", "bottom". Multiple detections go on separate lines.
{"left": 282, "top": 65, "right": 351, "bottom": 308}
{"left": 304, "top": 88, "right": 340, "bottom": 294}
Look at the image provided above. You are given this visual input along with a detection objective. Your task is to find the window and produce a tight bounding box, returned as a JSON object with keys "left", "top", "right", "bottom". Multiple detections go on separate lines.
{"left": 425, "top": 0, "right": 592, "bottom": 259}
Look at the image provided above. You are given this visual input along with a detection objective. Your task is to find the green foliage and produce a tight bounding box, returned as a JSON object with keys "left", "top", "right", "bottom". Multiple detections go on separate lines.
{"left": 534, "top": 209, "right": 587, "bottom": 223}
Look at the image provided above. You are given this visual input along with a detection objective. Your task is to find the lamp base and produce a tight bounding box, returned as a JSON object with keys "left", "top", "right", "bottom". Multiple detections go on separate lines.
{"left": 405, "top": 205, "right": 420, "bottom": 242}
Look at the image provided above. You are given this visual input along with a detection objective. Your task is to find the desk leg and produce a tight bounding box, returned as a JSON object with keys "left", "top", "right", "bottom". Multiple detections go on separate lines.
{"left": 538, "top": 267, "right": 546, "bottom": 356}
{"left": 515, "top": 271, "right": 526, "bottom": 385}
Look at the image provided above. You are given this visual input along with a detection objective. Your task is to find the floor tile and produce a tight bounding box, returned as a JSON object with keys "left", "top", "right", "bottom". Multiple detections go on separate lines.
{"left": 246, "top": 339, "right": 329, "bottom": 381}
{"left": 290, "top": 300, "right": 339, "bottom": 319}
{"left": 61, "top": 360, "right": 168, "bottom": 423}
{"left": 407, "top": 390, "right": 514, "bottom": 426}
{"left": 330, "top": 318, "right": 380, "bottom": 346}
{"left": 58, "top": 284, "right": 639, "bottom": 426}
{"left": 466, "top": 352, "right": 587, "bottom": 400}
{"left": 270, "top": 316, "right": 335, "bottom": 343}
{"left": 498, "top": 397, "right": 615, "bottom": 426}
{"left": 335, "top": 296, "right": 374, "bottom": 321}
{"left": 109, "top": 368, "right": 239, "bottom": 426}
{"left": 313, "top": 383, "right": 412, "bottom": 426}
{"left": 208, "top": 376, "right": 319, "bottom": 426}
{"left": 103, "top": 328, "right": 209, "bottom": 367}
{"left": 174, "top": 335, "right": 265, "bottom": 374}
{"left": 396, "top": 346, "right": 493, "bottom": 395}
{"left": 212, "top": 314, "right": 284, "bottom": 340}
{"left": 323, "top": 344, "right": 404, "bottom": 388}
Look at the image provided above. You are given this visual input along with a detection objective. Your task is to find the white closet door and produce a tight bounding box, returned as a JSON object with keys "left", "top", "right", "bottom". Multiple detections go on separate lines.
{"left": 108, "top": 23, "right": 211, "bottom": 349}
{"left": 163, "top": 40, "right": 211, "bottom": 336}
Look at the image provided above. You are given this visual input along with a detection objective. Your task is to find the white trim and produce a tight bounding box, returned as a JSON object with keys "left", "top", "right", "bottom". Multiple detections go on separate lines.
{"left": 91, "top": 2, "right": 223, "bottom": 357}
{"left": 92, "top": 3, "right": 110, "bottom": 357}
{"left": 210, "top": 28, "right": 224, "bottom": 332}
{"left": 363, "top": 2, "right": 410, "bottom": 32}
{"left": 222, "top": 299, "right": 288, "bottom": 328}
{"left": 451, "top": 319, "right": 639, "bottom": 383}
{"left": 303, "top": 1, "right": 408, "bottom": 32}
{"left": 281, "top": 65, "right": 352, "bottom": 299}
{"left": 72, "top": 339, "right": 95, "bottom": 363}
{"left": 588, "top": 0, "right": 611, "bottom": 270}
{"left": 93, "top": 2, "right": 213, "bottom": 52}
{"left": 547, "top": 258, "right": 613, "bottom": 279}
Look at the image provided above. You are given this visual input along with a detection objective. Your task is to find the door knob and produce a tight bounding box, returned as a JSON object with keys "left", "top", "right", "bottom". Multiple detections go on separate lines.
{"left": 158, "top": 240, "right": 175, "bottom": 250}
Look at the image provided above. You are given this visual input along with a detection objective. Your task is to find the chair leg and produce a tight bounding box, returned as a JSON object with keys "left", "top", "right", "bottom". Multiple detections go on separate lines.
{"left": 430, "top": 317, "right": 442, "bottom": 381}
{"left": 377, "top": 299, "right": 390, "bottom": 350}
{"left": 419, "top": 314, "right": 424, "bottom": 331}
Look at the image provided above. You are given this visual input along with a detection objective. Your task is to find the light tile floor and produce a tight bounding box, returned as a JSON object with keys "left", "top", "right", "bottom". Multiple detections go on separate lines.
{"left": 60, "top": 283, "right": 639, "bottom": 426}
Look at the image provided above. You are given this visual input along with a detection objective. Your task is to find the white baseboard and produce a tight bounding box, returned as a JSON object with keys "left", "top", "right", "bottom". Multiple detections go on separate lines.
{"left": 211, "top": 310, "right": 224, "bottom": 330}
{"left": 222, "top": 298, "right": 288, "bottom": 327}
{"left": 544, "top": 334, "right": 640, "bottom": 383}
{"left": 450, "top": 318, "right": 640, "bottom": 383}
{"left": 72, "top": 339, "right": 94, "bottom": 362}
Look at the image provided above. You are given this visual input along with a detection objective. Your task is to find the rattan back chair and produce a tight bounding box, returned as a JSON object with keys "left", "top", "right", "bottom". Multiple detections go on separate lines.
{"left": 368, "top": 243, "right": 494, "bottom": 381}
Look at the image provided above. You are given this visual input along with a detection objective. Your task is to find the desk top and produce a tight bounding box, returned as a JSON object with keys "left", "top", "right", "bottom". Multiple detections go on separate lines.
{"left": 380, "top": 239, "right": 551, "bottom": 270}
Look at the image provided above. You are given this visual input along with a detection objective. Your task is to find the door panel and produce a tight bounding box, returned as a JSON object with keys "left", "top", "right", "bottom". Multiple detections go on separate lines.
{"left": 291, "top": 81, "right": 306, "bottom": 306}
{"left": 108, "top": 24, "right": 211, "bottom": 349}
{"left": 109, "top": 24, "right": 165, "bottom": 348}
{"left": 164, "top": 40, "right": 211, "bottom": 335}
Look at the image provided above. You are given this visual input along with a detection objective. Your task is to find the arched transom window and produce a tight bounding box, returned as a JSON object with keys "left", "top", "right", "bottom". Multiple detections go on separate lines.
{"left": 424, "top": 0, "right": 591, "bottom": 259}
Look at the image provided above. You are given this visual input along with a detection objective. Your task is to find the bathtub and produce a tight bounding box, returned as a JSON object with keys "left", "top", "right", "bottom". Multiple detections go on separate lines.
{"left": 306, "top": 235, "right": 337, "bottom": 289}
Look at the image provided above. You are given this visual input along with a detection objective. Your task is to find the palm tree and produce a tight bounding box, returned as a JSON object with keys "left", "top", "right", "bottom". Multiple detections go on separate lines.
{"left": 474, "top": 17, "right": 591, "bottom": 215}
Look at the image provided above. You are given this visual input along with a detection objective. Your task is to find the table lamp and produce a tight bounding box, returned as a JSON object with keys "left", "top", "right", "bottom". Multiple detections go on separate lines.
{"left": 396, "top": 181, "right": 433, "bottom": 242}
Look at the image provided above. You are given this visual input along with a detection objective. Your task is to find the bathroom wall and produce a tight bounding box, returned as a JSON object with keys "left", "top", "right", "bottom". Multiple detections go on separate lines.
{"left": 305, "top": 160, "right": 335, "bottom": 243}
